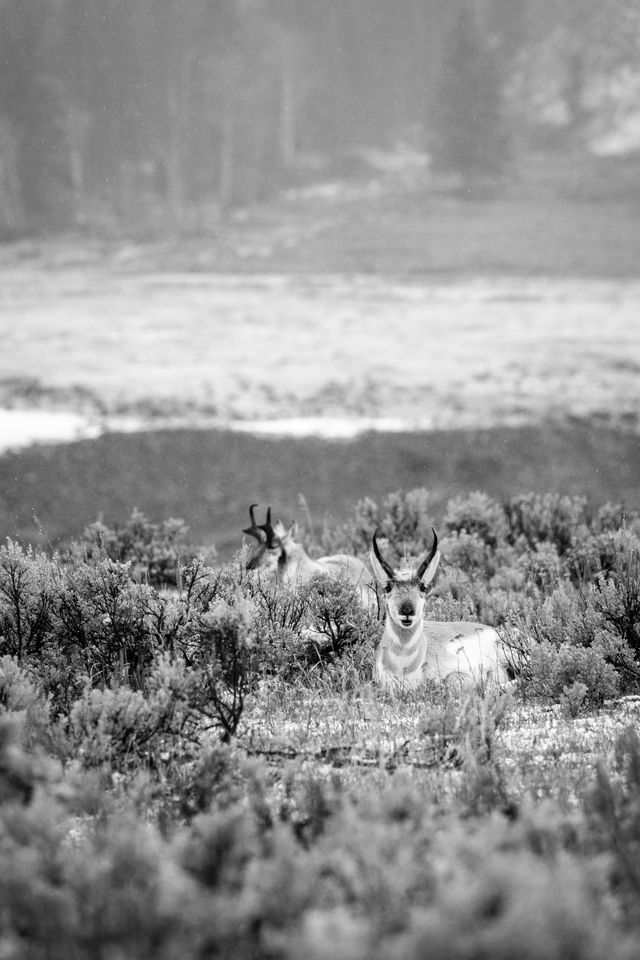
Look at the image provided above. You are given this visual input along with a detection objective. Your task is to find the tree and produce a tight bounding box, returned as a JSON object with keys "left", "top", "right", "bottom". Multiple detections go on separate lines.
{"left": 430, "top": 1, "right": 510, "bottom": 186}
{"left": 0, "top": 0, "right": 72, "bottom": 231}
{"left": 508, "top": 0, "right": 640, "bottom": 151}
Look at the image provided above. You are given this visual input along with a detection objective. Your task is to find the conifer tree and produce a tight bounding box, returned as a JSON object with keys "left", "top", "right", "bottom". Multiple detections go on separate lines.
{"left": 430, "top": 2, "right": 509, "bottom": 186}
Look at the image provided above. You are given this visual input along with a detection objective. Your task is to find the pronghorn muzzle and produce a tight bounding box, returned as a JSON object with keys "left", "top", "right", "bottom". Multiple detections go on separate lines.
{"left": 398, "top": 598, "right": 417, "bottom": 625}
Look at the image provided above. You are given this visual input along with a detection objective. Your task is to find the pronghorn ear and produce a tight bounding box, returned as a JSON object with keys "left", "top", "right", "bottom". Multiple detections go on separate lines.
{"left": 369, "top": 548, "right": 389, "bottom": 584}
{"left": 416, "top": 527, "right": 440, "bottom": 587}
{"left": 417, "top": 547, "right": 440, "bottom": 586}
{"left": 369, "top": 531, "right": 394, "bottom": 585}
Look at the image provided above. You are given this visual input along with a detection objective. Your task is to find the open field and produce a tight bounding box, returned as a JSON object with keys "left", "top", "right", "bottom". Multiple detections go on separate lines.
{"left": 2, "top": 151, "right": 639, "bottom": 441}
{"left": 1, "top": 266, "right": 640, "bottom": 431}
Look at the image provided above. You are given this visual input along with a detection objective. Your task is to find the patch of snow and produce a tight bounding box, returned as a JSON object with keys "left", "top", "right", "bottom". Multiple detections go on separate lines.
{"left": 0, "top": 408, "right": 440, "bottom": 455}
{"left": 229, "top": 416, "right": 426, "bottom": 439}
{"left": 356, "top": 145, "right": 429, "bottom": 173}
{"left": 2, "top": 274, "right": 640, "bottom": 451}
{"left": 284, "top": 180, "right": 384, "bottom": 202}
{"left": 0, "top": 409, "right": 101, "bottom": 454}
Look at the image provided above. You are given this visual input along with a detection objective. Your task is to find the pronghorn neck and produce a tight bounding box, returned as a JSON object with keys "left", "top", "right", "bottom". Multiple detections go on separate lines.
{"left": 383, "top": 613, "right": 424, "bottom": 654}
{"left": 278, "top": 540, "right": 316, "bottom": 583}
{"left": 377, "top": 612, "right": 427, "bottom": 685}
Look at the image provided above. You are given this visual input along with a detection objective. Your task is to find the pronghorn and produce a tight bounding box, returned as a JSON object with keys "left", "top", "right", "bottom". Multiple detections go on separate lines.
{"left": 370, "top": 528, "right": 508, "bottom": 691}
{"left": 243, "top": 504, "right": 376, "bottom": 609}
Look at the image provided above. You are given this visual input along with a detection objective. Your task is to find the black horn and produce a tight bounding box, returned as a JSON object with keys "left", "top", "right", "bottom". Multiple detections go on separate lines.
{"left": 372, "top": 528, "right": 396, "bottom": 580}
{"left": 416, "top": 527, "right": 439, "bottom": 581}
{"left": 258, "top": 506, "right": 279, "bottom": 549}
{"left": 243, "top": 503, "right": 264, "bottom": 542}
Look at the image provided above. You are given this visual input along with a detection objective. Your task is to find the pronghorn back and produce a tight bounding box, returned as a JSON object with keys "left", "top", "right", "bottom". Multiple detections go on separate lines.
{"left": 314, "top": 552, "right": 375, "bottom": 609}
{"left": 422, "top": 621, "right": 507, "bottom": 685}
{"left": 242, "top": 505, "right": 376, "bottom": 609}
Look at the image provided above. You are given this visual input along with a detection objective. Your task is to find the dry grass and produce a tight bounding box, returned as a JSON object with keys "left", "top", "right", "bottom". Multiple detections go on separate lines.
{"left": 239, "top": 678, "right": 640, "bottom": 808}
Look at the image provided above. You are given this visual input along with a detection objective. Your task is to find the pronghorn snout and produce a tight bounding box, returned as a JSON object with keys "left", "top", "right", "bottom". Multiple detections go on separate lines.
{"left": 398, "top": 599, "right": 416, "bottom": 625}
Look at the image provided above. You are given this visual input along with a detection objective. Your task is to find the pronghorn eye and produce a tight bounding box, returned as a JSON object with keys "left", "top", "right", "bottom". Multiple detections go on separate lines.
{"left": 385, "top": 582, "right": 394, "bottom": 594}
{"left": 418, "top": 582, "right": 427, "bottom": 593}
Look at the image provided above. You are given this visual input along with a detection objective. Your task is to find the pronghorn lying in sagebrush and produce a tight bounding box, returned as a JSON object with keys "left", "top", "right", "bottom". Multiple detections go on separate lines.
{"left": 243, "top": 504, "right": 376, "bottom": 609}
{"left": 370, "top": 528, "right": 508, "bottom": 691}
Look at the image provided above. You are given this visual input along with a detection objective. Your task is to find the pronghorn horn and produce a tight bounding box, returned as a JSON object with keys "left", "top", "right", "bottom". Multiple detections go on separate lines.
{"left": 243, "top": 503, "right": 264, "bottom": 542}
{"left": 416, "top": 527, "right": 439, "bottom": 581}
{"left": 372, "top": 528, "right": 396, "bottom": 580}
{"left": 258, "top": 505, "right": 279, "bottom": 549}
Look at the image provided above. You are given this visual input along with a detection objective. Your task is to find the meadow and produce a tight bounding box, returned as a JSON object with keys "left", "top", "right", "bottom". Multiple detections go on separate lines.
{"left": 2, "top": 151, "right": 640, "bottom": 957}
{"left": 2, "top": 490, "right": 640, "bottom": 959}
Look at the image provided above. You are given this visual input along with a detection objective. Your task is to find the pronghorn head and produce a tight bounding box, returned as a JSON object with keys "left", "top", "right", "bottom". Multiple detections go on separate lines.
{"left": 243, "top": 504, "right": 282, "bottom": 572}
{"left": 268, "top": 520, "right": 304, "bottom": 578}
{"left": 370, "top": 528, "right": 440, "bottom": 630}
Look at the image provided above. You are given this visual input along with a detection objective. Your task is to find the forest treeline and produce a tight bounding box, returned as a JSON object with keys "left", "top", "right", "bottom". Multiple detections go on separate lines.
{"left": 0, "top": 0, "right": 638, "bottom": 234}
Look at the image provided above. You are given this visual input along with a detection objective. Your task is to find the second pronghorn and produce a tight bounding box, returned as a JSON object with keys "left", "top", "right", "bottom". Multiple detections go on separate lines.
{"left": 243, "top": 504, "right": 376, "bottom": 609}
{"left": 370, "top": 528, "right": 508, "bottom": 691}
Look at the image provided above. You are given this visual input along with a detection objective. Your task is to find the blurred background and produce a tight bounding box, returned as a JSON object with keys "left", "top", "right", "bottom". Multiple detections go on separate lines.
{"left": 0, "top": 0, "right": 639, "bottom": 556}
{"left": 1, "top": 0, "right": 640, "bottom": 227}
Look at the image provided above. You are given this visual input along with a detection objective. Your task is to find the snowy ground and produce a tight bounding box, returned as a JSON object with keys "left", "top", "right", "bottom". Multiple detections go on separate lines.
{"left": 1, "top": 268, "right": 639, "bottom": 454}
{"left": 0, "top": 409, "right": 101, "bottom": 452}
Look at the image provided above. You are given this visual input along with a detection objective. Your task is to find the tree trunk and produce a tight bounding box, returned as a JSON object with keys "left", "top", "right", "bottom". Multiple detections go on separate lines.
{"left": 67, "top": 107, "right": 91, "bottom": 226}
{"left": 278, "top": 35, "right": 297, "bottom": 170}
{"left": 218, "top": 96, "right": 235, "bottom": 211}
{"left": 0, "top": 119, "right": 26, "bottom": 234}
{"left": 166, "top": 83, "right": 185, "bottom": 227}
